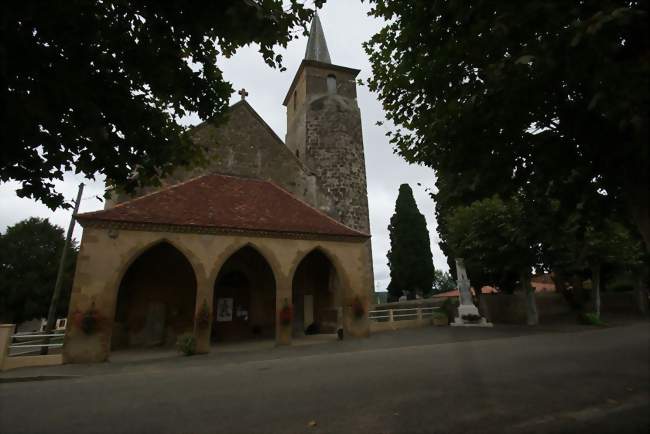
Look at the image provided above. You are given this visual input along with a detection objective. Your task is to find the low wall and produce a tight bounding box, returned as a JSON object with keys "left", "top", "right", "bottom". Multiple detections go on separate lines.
{"left": 0, "top": 324, "right": 64, "bottom": 371}
{"left": 482, "top": 291, "right": 644, "bottom": 324}
{"left": 3, "top": 354, "right": 63, "bottom": 371}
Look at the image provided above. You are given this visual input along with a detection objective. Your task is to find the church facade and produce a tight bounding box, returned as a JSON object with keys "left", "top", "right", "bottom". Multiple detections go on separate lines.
{"left": 63, "top": 15, "right": 373, "bottom": 363}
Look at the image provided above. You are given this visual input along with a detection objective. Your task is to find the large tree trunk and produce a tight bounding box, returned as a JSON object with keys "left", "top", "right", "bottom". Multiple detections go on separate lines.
{"left": 634, "top": 271, "right": 649, "bottom": 316}
{"left": 521, "top": 271, "right": 538, "bottom": 325}
{"left": 623, "top": 167, "right": 649, "bottom": 253}
{"left": 590, "top": 264, "right": 601, "bottom": 318}
{"left": 552, "top": 269, "right": 578, "bottom": 310}
{"left": 570, "top": 273, "right": 586, "bottom": 308}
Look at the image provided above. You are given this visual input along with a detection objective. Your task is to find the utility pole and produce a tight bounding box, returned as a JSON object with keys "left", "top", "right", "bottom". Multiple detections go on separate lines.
{"left": 41, "top": 183, "right": 84, "bottom": 355}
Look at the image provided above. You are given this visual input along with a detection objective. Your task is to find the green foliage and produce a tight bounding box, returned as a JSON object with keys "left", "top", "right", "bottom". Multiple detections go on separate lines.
{"left": 432, "top": 270, "right": 455, "bottom": 294}
{"left": 364, "top": 0, "right": 649, "bottom": 248}
{"left": 386, "top": 184, "right": 436, "bottom": 300}
{"left": 439, "top": 298, "right": 458, "bottom": 324}
{"left": 577, "top": 312, "right": 607, "bottom": 326}
{"left": 444, "top": 195, "right": 536, "bottom": 287}
{"left": 0, "top": 218, "right": 77, "bottom": 324}
{"left": 431, "top": 310, "right": 448, "bottom": 325}
{"left": 2, "top": 1, "right": 324, "bottom": 209}
{"left": 583, "top": 220, "right": 644, "bottom": 269}
{"left": 176, "top": 334, "right": 197, "bottom": 356}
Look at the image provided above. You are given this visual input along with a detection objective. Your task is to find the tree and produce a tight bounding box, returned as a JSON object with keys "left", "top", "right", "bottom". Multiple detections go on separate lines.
{"left": 0, "top": 218, "right": 77, "bottom": 324}
{"left": 386, "top": 184, "right": 436, "bottom": 300}
{"left": 364, "top": 1, "right": 649, "bottom": 250}
{"left": 445, "top": 195, "right": 540, "bottom": 324}
{"left": 2, "top": 1, "right": 323, "bottom": 209}
{"left": 582, "top": 220, "right": 644, "bottom": 318}
{"left": 432, "top": 270, "right": 455, "bottom": 294}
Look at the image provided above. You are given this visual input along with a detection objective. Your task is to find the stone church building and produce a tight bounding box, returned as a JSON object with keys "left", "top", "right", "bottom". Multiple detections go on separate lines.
{"left": 63, "top": 15, "right": 374, "bottom": 363}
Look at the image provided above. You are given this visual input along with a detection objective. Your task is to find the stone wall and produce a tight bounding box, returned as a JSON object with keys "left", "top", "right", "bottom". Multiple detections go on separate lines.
{"left": 64, "top": 227, "right": 373, "bottom": 363}
{"left": 304, "top": 95, "right": 370, "bottom": 234}
{"left": 285, "top": 63, "right": 370, "bottom": 234}
{"left": 107, "top": 101, "right": 336, "bottom": 218}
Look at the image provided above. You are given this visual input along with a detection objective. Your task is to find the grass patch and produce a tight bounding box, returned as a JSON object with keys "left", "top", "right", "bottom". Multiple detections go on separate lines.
{"left": 577, "top": 312, "right": 607, "bottom": 326}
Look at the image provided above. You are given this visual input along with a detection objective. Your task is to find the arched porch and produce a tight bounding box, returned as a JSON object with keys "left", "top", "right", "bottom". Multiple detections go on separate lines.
{"left": 111, "top": 242, "right": 197, "bottom": 350}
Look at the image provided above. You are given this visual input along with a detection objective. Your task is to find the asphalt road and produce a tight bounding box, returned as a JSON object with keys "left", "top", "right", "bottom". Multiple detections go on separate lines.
{"left": 1, "top": 323, "right": 648, "bottom": 434}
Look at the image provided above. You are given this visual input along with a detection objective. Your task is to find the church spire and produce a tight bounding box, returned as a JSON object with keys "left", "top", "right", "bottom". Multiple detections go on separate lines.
{"left": 304, "top": 12, "right": 331, "bottom": 64}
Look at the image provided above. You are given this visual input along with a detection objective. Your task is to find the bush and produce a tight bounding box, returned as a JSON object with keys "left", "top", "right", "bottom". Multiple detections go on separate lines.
{"left": 440, "top": 298, "right": 459, "bottom": 324}
{"left": 176, "top": 334, "right": 197, "bottom": 356}
{"left": 305, "top": 322, "right": 320, "bottom": 335}
{"left": 461, "top": 313, "right": 482, "bottom": 323}
{"left": 577, "top": 312, "right": 607, "bottom": 326}
{"left": 432, "top": 311, "right": 448, "bottom": 325}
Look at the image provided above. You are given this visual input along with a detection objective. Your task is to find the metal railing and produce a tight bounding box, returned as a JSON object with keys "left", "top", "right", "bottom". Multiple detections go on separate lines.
{"left": 368, "top": 306, "right": 440, "bottom": 322}
{"left": 9, "top": 332, "right": 65, "bottom": 356}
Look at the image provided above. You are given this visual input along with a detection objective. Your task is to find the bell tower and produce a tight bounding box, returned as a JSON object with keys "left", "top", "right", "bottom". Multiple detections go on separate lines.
{"left": 283, "top": 13, "right": 370, "bottom": 234}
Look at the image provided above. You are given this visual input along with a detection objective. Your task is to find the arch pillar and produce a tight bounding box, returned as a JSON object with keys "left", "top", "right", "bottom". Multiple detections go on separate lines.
{"left": 275, "top": 274, "right": 292, "bottom": 346}
{"left": 193, "top": 274, "right": 213, "bottom": 354}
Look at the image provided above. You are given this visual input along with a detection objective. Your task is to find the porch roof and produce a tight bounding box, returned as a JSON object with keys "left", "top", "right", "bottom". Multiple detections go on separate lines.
{"left": 76, "top": 174, "right": 369, "bottom": 240}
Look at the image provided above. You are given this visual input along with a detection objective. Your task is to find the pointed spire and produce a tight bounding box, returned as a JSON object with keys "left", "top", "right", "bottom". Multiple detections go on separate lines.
{"left": 304, "top": 11, "right": 331, "bottom": 64}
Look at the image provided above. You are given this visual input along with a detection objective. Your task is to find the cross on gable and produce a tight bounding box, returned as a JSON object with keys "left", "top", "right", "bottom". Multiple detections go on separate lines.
{"left": 238, "top": 88, "right": 249, "bottom": 100}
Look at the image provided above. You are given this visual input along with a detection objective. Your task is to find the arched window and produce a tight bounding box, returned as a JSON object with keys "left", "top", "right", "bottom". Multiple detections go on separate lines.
{"left": 327, "top": 74, "right": 337, "bottom": 95}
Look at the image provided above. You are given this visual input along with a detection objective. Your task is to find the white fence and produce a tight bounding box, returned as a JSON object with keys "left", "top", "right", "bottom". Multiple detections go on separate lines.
{"left": 9, "top": 332, "right": 65, "bottom": 356}
{"left": 368, "top": 306, "right": 446, "bottom": 332}
{"left": 0, "top": 324, "right": 64, "bottom": 371}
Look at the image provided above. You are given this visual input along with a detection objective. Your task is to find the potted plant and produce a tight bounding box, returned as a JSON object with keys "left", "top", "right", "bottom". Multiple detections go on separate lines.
{"left": 196, "top": 299, "right": 211, "bottom": 330}
{"left": 176, "top": 334, "right": 196, "bottom": 356}
{"left": 352, "top": 296, "right": 365, "bottom": 319}
{"left": 73, "top": 303, "right": 101, "bottom": 335}
{"left": 279, "top": 299, "right": 293, "bottom": 326}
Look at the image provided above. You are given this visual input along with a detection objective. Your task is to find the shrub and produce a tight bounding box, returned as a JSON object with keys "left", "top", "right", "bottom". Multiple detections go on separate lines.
{"left": 461, "top": 313, "right": 482, "bottom": 323}
{"left": 440, "top": 298, "right": 459, "bottom": 323}
{"left": 432, "top": 311, "right": 448, "bottom": 325}
{"left": 577, "top": 312, "right": 607, "bottom": 326}
{"left": 176, "top": 334, "right": 197, "bottom": 356}
{"left": 305, "top": 322, "right": 320, "bottom": 335}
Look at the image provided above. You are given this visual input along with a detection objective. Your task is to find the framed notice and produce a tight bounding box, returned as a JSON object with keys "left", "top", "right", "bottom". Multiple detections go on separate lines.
{"left": 216, "top": 298, "right": 233, "bottom": 322}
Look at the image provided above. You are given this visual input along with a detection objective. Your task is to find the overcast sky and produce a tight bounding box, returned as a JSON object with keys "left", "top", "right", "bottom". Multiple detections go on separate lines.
{"left": 0, "top": 1, "right": 448, "bottom": 292}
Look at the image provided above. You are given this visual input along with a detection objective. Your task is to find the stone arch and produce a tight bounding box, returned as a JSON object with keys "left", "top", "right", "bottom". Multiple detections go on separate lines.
{"left": 289, "top": 246, "right": 349, "bottom": 290}
{"left": 290, "top": 246, "right": 344, "bottom": 335}
{"left": 111, "top": 240, "right": 198, "bottom": 350}
{"left": 208, "top": 241, "right": 281, "bottom": 290}
{"left": 211, "top": 243, "right": 278, "bottom": 341}
{"left": 114, "top": 237, "right": 204, "bottom": 290}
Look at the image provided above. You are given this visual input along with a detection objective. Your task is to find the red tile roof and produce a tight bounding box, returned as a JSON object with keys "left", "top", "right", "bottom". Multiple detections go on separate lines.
{"left": 76, "top": 174, "right": 369, "bottom": 239}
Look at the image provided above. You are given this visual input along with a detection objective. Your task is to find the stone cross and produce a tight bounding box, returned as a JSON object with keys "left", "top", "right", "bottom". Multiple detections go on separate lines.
{"left": 238, "top": 88, "right": 249, "bottom": 100}
{"left": 455, "top": 258, "right": 473, "bottom": 306}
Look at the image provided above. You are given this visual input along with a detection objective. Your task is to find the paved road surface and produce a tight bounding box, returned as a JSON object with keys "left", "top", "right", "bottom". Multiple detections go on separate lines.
{"left": 1, "top": 323, "right": 648, "bottom": 434}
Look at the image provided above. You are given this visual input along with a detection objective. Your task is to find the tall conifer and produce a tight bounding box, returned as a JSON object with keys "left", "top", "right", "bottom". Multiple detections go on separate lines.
{"left": 387, "top": 184, "right": 436, "bottom": 300}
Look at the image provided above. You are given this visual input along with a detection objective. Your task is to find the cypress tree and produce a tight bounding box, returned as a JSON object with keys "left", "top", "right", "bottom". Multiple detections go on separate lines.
{"left": 386, "top": 184, "right": 436, "bottom": 301}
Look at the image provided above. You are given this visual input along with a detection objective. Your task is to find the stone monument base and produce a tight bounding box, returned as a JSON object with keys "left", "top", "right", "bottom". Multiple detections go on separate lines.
{"left": 451, "top": 304, "right": 493, "bottom": 327}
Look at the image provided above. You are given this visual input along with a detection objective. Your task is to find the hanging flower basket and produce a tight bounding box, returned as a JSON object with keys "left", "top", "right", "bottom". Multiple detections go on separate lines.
{"left": 279, "top": 300, "right": 293, "bottom": 326}
{"left": 352, "top": 296, "right": 365, "bottom": 319}
{"left": 73, "top": 305, "right": 101, "bottom": 335}
{"left": 196, "top": 299, "right": 211, "bottom": 330}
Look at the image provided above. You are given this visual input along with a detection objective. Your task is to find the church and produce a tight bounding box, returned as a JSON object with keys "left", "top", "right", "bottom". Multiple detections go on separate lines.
{"left": 63, "top": 15, "right": 374, "bottom": 363}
